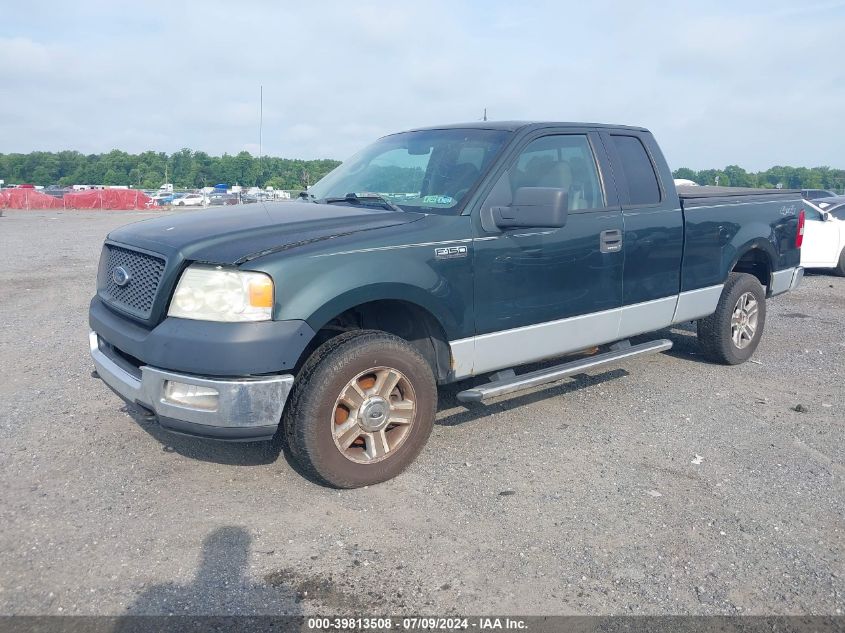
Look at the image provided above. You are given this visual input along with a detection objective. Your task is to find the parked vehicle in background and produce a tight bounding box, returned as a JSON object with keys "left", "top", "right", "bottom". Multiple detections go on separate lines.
{"left": 208, "top": 193, "right": 239, "bottom": 206}
{"left": 802, "top": 188, "right": 838, "bottom": 200}
{"left": 43, "top": 185, "right": 70, "bottom": 199}
{"left": 173, "top": 193, "right": 206, "bottom": 207}
{"left": 150, "top": 193, "right": 176, "bottom": 206}
{"left": 240, "top": 194, "right": 259, "bottom": 204}
{"left": 801, "top": 198, "right": 845, "bottom": 275}
{"left": 825, "top": 202, "right": 845, "bottom": 220}
{"left": 813, "top": 196, "right": 845, "bottom": 210}
{"left": 89, "top": 121, "right": 804, "bottom": 488}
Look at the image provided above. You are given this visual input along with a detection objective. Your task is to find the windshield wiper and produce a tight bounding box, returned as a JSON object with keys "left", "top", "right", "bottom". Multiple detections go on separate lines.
{"left": 319, "top": 192, "right": 403, "bottom": 212}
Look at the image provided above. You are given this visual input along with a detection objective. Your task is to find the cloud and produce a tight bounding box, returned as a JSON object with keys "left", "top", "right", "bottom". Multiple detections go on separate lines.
{"left": 0, "top": 37, "right": 56, "bottom": 76}
{"left": 0, "top": 0, "right": 843, "bottom": 170}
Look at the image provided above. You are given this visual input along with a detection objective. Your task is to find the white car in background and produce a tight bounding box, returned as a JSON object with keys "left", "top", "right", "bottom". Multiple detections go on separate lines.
{"left": 801, "top": 198, "right": 845, "bottom": 275}
{"left": 172, "top": 193, "right": 207, "bottom": 207}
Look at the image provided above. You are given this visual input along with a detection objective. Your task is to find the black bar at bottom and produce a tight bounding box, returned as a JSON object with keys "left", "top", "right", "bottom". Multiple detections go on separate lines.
{"left": 0, "top": 615, "right": 841, "bottom": 633}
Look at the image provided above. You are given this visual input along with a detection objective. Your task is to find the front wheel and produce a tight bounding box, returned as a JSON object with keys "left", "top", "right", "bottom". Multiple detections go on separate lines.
{"left": 697, "top": 272, "right": 767, "bottom": 365}
{"left": 283, "top": 330, "right": 437, "bottom": 488}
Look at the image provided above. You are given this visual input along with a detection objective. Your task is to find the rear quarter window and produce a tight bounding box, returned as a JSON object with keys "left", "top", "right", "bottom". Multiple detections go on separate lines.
{"left": 610, "top": 135, "right": 661, "bottom": 206}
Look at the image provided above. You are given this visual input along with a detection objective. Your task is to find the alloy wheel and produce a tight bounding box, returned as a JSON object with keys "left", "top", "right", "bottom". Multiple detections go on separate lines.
{"left": 331, "top": 367, "right": 417, "bottom": 464}
{"left": 730, "top": 291, "right": 759, "bottom": 349}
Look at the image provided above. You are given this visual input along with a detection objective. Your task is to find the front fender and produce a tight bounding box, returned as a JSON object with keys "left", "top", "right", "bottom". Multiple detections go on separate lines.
{"left": 250, "top": 213, "right": 475, "bottom": 340}
{"left": 304, "top": 282, "right": 464, "bottom": 335}
{"left": 269, "top": 247, "right": 473, "bottom": 340}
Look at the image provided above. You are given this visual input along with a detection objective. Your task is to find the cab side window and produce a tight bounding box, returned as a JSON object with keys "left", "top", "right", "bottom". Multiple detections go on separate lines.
{"left": 510, "top": 135, "right": 605, "bottom": 210}
{"left": 610, "top": 135, "right": 661, "bottom": 206}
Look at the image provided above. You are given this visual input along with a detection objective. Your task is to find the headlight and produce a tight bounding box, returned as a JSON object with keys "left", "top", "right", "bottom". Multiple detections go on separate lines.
{"left": 168, "top": 265, "right": 274, "bottom": 322}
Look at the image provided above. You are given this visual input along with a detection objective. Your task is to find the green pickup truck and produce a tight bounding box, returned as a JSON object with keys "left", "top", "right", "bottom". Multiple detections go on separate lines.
{"left": 89, "top": 121, "right": 805, "bottom": 487}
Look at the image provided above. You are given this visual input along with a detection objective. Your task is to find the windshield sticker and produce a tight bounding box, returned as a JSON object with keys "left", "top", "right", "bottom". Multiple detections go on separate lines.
{"left": 422, "top": 195, "right": 454, "bottom": 205}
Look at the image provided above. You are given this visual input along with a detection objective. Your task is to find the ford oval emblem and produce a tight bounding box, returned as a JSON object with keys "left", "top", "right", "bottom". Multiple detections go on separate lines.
{"left": 112, "top": 266, "right": 131, "bottom": 287}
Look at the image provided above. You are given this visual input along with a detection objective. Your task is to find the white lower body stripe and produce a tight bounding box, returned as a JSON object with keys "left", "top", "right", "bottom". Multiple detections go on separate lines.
{"left": 450, "top": 285, "right": 724, "bottom": 379}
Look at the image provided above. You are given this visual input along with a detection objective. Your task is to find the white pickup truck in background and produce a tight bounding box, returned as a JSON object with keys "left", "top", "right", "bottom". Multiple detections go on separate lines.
{"left": 801, "top": 197, "right": 845, "bottom": 275}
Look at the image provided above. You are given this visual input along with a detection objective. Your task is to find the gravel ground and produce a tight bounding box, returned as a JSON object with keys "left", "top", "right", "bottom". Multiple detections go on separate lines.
{"left": 0, "top": 210, "right": 842, "bottom": 616}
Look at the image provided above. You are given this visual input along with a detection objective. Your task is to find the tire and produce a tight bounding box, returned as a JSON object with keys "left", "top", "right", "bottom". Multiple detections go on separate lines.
{"left": 834, "top": 248, "right": 845, "bottom": 277}
{"left": 282, "top": 330, "right": 437, "bottom": 488}
{"left": 696, "top": 272, "right": 767, "bottom": 365}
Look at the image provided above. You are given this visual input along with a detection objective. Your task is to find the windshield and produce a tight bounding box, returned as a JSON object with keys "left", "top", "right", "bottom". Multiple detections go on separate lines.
{"left": 305, "top": 128, "right": 510, "bottom": 214}
{"left": 830, "top": 205, "right": 845, "bottom": 220}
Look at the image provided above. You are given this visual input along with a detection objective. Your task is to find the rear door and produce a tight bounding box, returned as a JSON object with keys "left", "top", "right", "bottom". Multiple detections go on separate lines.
{"left": 601, "top": 131, "right": 684, "bottom": 337}
{"left": 469, "top": 128, "right": 624, "bottom": 374}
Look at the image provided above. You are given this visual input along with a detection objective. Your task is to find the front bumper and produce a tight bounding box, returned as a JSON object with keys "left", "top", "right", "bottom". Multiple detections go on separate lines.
{"left": 89, "top": 296, "right": 315, "bottom": 377}
{"left": 90, "top": 331, "right": 293, "bottom": 441}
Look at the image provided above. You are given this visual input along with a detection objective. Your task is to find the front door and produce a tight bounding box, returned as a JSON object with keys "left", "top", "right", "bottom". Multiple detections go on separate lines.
{"left": 470, "top": 130, "right": 624, "bottom": 375}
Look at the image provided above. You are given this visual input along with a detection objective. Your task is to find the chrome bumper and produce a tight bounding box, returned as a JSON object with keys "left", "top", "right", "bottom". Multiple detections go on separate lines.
{"left": 789, "top": 266, "right": 804, "bottom": 291}
{"left": 770, "top": 266, "right": 804, "bottom": 297}
{"left": 89, "top": 331, "right": 293, "bottom": 440}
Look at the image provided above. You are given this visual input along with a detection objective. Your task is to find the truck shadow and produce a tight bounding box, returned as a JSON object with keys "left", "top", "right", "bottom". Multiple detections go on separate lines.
{"left": 125, "top": 407, "right": 280, "bottom": 467}
{"left": 435, "top": 368, "right": 627, "bottom": 427}
{"left": 634, "top": 321, "right": 713, "bottom": 366}
{"left": 113, "top": 525, "right": 302, "bottom": 627}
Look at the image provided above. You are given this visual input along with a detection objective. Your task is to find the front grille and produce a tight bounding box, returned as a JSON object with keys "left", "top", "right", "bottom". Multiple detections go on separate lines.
{"left": 100, "top": 244, "right": 166, "bottom": 319}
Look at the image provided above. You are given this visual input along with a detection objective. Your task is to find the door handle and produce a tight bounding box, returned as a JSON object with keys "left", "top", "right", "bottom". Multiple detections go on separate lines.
{"left": 600, "top": 229, "right": 623, "bottom": 253}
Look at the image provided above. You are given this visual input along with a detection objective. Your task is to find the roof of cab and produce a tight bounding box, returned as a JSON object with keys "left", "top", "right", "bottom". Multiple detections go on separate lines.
{"left": 395, "top": 121, "right": 649, "bottom": 134}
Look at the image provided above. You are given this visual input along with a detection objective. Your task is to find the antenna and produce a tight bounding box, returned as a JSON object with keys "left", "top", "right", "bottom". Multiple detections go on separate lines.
{"left": 483, "top": 107, "right": 487, "bottom": 122}
{"left": 259, "top": 85, "right": 263, "bottom": 163}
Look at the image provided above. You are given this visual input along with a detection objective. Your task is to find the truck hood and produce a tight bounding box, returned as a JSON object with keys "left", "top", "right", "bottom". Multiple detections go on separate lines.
{"left": 107, "top": 201, "right": 424, "bottom": 265}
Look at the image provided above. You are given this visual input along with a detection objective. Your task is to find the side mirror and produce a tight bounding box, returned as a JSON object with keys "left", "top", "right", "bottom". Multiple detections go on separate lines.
{"left": 821, "top": 211, "right": 831, "bottom": 222}
{"left": 492, "top": 187, "right": 568, "bottom": 229}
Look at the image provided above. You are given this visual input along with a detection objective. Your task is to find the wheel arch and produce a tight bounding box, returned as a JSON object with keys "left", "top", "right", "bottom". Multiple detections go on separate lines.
{"left": 298, "top": 285, "right": 458, "bottom": 383}
{"left": 728, "top": 240, "right": 777, "bottom": 293}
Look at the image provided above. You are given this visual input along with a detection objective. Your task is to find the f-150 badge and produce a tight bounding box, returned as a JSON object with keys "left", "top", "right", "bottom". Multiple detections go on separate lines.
{"left": 434, "top": 245, "right": 468, "bottom": 260}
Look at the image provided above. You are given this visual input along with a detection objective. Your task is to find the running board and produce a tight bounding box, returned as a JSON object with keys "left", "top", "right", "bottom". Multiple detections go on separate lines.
{"left": 456, "top": 339, "right": 673, "bottom": 403}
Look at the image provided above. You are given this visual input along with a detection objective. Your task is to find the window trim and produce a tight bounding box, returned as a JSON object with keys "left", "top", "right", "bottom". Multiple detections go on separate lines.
{"left": 601, "top": 132, "right": 665, "bottom": 211}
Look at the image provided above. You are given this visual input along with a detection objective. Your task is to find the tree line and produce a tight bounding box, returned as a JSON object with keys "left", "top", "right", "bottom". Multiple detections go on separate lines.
{"left": 2, "top": 149, "right": 844, "bottom": 194}
{"left": 0, "top": 149, "right": 341, "bottom": 191}
{"left": 672, "top": 165, "right": 845, "bottom": 192}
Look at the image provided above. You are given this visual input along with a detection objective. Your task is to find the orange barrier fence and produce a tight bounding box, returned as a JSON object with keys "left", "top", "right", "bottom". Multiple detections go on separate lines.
{"left": 0, "top": 189, "right": 63, "bottom": 209}
{"left": 0, "top": 189, "right": 152, "bottom": 210}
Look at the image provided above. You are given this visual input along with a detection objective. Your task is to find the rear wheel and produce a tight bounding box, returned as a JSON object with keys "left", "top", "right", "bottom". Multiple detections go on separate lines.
{"left": 283, "top": 330, "right": 436, "bottom": 488}
{"left": 697, "top": 272, "right": 767, "bottom": 365}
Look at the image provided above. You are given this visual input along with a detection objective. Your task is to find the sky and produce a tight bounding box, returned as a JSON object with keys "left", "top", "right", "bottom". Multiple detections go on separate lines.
{"left": 1, "top": 0, "right": 844, "bottom": 171}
